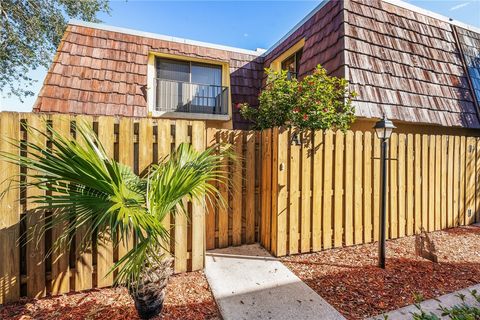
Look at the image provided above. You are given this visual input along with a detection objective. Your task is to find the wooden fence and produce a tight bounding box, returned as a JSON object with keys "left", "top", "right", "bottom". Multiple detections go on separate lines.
{"left": 0, "top": 112, "right": 261, "bottom": 304}
{"left": 260, "top": 128, "right": 480, "bottom": 256}
{"left": 2, "top": 112, "right": 479, "bottom": 304}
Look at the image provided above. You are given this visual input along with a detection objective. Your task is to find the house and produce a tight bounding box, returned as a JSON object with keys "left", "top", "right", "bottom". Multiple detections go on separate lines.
{"left": 34, "top": 0, "right": 480, "bottom": 134}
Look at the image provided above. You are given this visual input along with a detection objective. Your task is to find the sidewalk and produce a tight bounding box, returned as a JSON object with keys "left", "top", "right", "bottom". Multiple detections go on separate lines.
{"left": 370, "top": 283, "right": 480, "bottom": 319}
{"left": 204, "top": 244, "right": 345, "bottom": 320}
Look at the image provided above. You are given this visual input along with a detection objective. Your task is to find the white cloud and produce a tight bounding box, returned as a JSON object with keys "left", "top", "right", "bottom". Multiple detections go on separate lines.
{"left": 450, "top": 2, "right": 470, "bottom": 11}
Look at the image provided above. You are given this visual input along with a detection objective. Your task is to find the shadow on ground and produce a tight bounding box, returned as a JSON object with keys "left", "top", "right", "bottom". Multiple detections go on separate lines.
{"left": 284, "top": 257, "right": 480, "bottom": 319}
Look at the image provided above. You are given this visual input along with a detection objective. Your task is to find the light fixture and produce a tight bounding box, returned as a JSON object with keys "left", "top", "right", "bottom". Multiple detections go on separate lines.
{"left": 374, "top": 116, "right": 396, "bottom": 140}
{"left": 373, "top": 115, "right": 395, "bottom": 269}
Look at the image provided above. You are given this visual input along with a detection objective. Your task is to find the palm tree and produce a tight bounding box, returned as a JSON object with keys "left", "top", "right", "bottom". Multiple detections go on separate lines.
{"left": 3, "top": 120, "right": 227, "bottom": 319}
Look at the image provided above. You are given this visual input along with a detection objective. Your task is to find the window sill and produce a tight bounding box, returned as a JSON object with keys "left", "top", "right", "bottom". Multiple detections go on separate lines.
{"left": 150, "top": 111, "right": 231, "bottom": 121}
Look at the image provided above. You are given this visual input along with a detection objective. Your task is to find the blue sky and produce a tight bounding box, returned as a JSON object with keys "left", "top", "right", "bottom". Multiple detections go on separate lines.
{"left": 2, "top": 0, "right": 479, "bottom": 112}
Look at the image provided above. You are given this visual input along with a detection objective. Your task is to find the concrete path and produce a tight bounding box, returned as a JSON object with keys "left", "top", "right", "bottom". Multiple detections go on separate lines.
{"left": 204, "top": 244, "right": 345, "bottom": 320}
{"left": 370, "top": 283, "right": 480, "bottom": 319}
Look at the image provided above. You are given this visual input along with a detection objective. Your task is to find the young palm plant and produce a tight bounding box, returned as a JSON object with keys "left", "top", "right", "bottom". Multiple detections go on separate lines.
{"left": 2, "top": 119, "right": 228, "bottom": 319}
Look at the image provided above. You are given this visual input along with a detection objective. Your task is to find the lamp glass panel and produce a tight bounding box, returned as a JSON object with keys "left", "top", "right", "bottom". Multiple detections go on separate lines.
{"left": 375, "top": 127, "right": 386, "bottom": 139}
{"left": 384, "top": 127, "right": 393, "bottom": 139}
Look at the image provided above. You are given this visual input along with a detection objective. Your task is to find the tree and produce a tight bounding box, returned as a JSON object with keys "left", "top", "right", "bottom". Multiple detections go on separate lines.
{"left": 240, "top": 65, "right": 357, "bottom": 131}
{"left": 0, "top": 0, "right": 110, "bottom": 101}
{"left": 3, "top": 121, "right": 228, "bottom": 319}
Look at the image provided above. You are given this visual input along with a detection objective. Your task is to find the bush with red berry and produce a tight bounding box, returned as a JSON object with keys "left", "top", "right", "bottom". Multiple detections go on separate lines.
{"left": 239, "top": 65, "right": 356, "bottom": 131}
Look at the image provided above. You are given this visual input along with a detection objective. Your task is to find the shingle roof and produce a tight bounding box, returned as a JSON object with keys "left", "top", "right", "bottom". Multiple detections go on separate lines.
{"left": 34, "top": 0, "right": 480, "bottom": 129}
{"left": 263, "top": 0, "right": 345, "bottom": 79}
{"left": 34, "top": 22, "right": 263, "bottom": 125}
{"left": 344, "top": 0, "right": 480, "bottom": 128}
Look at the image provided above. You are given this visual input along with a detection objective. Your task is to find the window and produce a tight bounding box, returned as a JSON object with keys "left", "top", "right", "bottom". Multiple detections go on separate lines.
{"left": 155, "top": 58, "right": 227, "bottom": 115}
{"left": 281, "top": 49, "right": 303, "bottom": 79}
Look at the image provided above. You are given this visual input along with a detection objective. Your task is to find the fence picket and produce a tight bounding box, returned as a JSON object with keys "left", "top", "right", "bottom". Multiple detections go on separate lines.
{"left": 232, "top": 131, "right": 243, "bottom": 246}
{"left": 441, "top": 136, "right": 448, "bottom": 229}
{"left": 466, "top": 137, "right": 476, "bottom": 225}
{"left": 312, "top": 131, "right": 323, "bottom": 251}
{"left": 389, "top": 133, "right": 398, "bottom": 238}
{"left": 118, "top": 117, "right": 135, "bottom": 263}
{"left": 0, "top": 113, "right": 21, "bottom": 304}
{"left": 276, "top": 128, "right": 289, "bottom": 256}
{"left": 191, "top": 121, "right": 206, "bottom": 270}
{"left": 434, "top": 136, "right": 442, "bottom": 230}
{"left": 414, "top": 134, "right": 422, "bottom": 233}
{"left": 174, "top": 120, "right": 188, "bottom": 273}
{"left": 333, "top": 131, "right": 344, "bottom": 248}
{"left": 50, "top": 115, "right": 71, "bottom": 295}
{"left": 218, "top": 130, "right": 229, "bottom": 248}
{"left": 270, "top": 128, "right": 279, "bottom": 254}
{"left": 397, "top": 134, "right": 406, "bottom": 238}
{"left": 205, "top": 128, "right": 217, "bottom": 250}
{"left": 345, "top": 131, "right": 354, "bottom": 245}
{"left": 289, "top": 129, "right": 301, "bottom": 253}
{"left": 261, "top": 129, "right": 273, "bottom": 250}
{"left": 245, "top": 131, "right": 256, "bottom": 244}
{"left": 406, "top": 134, "right": 414, "bottom": 236}
{"left": 96, "top": 116, "right": 114, "bottom": 288}
{"left": 24, "top": 114, "right": 46, "bottom": 298}
{"left": 74, "top": 115, "right": 93, "bottom": 291}
{"left": 354, "top": 131, "right": 363, "bottom": 244}
{"left": 428, "top": 135, "right": 435, "bottom": 232}
{"left": 322, "top": 131, "right": 334, "bottom": 249}
{"left": 363, "top": 131, "right": 372, "bottom": 243}
{"left": 453, "top": 136, "right": 460, "bottom": 226}
{"left": 301, "top": 131, "right": 312, "bottom": 252}
{"left": 157, "top": 119, "right": 172, "bottom": 254}
{"left": 459, "top": 136, "right": 466, "bottom": 226}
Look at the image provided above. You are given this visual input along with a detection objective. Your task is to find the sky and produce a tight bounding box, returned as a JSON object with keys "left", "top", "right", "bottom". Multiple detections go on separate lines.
{"left": 1, "top": 0, "right": 479, "bottom": 112}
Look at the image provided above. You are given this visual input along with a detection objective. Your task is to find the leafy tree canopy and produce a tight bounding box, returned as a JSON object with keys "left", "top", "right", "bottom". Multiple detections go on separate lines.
{"left": 0, "top": 0, "right": 110, "bottom": 101}
{"left": 240, "top": 65, "right": 357, "bottom": 131}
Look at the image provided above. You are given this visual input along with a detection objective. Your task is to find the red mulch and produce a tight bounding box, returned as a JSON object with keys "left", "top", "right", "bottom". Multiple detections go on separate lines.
{"left": 282, "top": 225, "right": 480, "bottom": 319}
{"left": 0, "top": 271, "right": 220, "bottom": 320}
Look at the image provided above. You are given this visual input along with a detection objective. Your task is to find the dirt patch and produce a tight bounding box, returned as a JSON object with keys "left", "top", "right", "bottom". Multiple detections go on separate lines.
{"left": 282, "top": 225, "right": 480, "bottom": 319}
{"left": 0, "top": 270, "right": 220, "bottom": 320}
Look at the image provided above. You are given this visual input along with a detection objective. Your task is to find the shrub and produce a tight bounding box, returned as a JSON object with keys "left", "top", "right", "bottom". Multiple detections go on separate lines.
{"left": 239, "top": 65, "right": 356, "bottom": 131}
{"left": 410, "top": 290, "right": 480, "bottom": 320}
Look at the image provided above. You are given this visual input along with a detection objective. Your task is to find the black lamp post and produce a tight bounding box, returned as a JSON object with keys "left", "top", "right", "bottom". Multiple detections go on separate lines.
{"left": 374, "top": 116, "right": 396, "bottom": 269}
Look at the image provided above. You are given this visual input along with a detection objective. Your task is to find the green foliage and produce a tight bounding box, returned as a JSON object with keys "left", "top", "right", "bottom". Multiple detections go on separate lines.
{"left": 240, "top": 65, "right": 356, "bottom": 131}
{"left": 2, "top": 120, "right": 227, "bottom": 288}
{"left": 411, "top": 290, "right": 480, "bottom": 320}
{"left": 0, "top": 0, "right": 110, "bottom": 100}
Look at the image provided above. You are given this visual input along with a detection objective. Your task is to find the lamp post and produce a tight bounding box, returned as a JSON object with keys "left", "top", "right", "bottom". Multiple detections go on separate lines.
{"left": 374, "top": 116, "right": 396, "bottom": 269}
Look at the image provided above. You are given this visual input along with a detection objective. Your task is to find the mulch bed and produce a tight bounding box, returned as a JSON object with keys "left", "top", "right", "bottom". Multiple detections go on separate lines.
{"left": 0, "top": 270, "right": 220, "bottom": 320}
{"left": 282, "top": 225, "right": 480, "bottom": 319}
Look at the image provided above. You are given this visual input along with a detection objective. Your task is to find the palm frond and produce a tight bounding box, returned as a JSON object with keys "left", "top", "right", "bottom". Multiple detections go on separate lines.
{"left": 1, "top": 119, "right": 230, "bottom": 288}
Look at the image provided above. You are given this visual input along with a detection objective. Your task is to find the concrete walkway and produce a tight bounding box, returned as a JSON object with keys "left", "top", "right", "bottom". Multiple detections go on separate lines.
{"left": 204, "top": 244, "right": 345, "bottom": 320}
{"left": 370, "top": 283, "right": 480, "bottom": 319}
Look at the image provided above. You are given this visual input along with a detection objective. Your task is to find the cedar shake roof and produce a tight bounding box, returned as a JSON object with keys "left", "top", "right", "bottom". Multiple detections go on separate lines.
{"left": 34, "top": 0, "right": 480, "bottom": 129}
{"left": 344, "top": 0, "right": 480, "bottom": 128}
{"left": 34, "top": 22, "right": 263, "bottom": 126}
{"left": 263, "top": 0, "right": 345, "bottom": 79}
